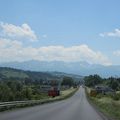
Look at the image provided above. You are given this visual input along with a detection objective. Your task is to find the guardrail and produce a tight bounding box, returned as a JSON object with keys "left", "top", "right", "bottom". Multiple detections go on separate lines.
{"left": 0, "top": 99, "right": 51, "bottom": 111}
{"left": 0, "top": 100, "right": 43, "bottom": 106}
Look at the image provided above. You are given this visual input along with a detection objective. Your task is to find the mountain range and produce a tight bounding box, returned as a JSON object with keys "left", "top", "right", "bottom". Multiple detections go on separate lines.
{"left": 0, "top": 60, "right": 120, "bottom": 77}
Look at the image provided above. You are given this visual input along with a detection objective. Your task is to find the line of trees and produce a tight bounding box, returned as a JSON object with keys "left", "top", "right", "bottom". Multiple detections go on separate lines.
{"left": 84, "top": 74, "right": 120, "bottom": 91}
{"left": 0, "top": 80, "right": 48, "bottom": 102}
{"left": 61, "top": 76, "right": 79, "bottom": 87}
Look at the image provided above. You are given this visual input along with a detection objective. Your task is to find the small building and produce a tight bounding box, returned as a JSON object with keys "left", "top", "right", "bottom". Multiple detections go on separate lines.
{"left": 95, "top": 85, "right": 115, "bottom": 95}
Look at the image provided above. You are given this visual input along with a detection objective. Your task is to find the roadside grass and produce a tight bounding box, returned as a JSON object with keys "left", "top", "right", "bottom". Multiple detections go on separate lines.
{"left": 91, "top": 97, "right": 120, "bottom": 120}
{"left": 86, "top": 87, "right": 120, "bottom": 120}
{"left": 60, "top": 87, "right": 77, "bottom": 97}
{"left": 32, "top": 93, "right": 49, "bottom": 100}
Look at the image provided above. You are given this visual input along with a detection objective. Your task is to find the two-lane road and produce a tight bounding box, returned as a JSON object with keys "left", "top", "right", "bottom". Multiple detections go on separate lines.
{"left": 0, "top": 87, "right": 107, "bottom": 120}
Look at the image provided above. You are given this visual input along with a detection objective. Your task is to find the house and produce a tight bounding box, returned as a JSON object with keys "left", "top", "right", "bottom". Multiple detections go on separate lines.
{"left": 95, "top": 85, "right": 115, "bottom": 95}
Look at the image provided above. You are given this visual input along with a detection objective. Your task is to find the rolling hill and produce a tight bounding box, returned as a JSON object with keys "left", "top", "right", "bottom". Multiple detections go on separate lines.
{"left": 0, "top": 67, "right": 83, "bottom": 81}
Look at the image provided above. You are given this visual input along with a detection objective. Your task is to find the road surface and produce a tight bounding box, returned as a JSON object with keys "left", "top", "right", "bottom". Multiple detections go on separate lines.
{"left": 0, "top": 87, "right": 107, "bottom": 120}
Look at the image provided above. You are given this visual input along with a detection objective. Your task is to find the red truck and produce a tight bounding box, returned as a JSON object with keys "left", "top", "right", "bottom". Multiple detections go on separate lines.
{"left": 48, "top": 87, "right": 60, "bottom": 97}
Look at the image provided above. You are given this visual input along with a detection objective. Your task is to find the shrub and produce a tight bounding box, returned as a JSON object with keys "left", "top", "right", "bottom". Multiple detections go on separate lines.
{"left": 112, "top": 93, "right": 120, "bottom": 101}
{"left": 90, "top": 89, "right": 97, "bottom": 97}
{"left": 96, "top": 93, "right": 104, "bottom": 99}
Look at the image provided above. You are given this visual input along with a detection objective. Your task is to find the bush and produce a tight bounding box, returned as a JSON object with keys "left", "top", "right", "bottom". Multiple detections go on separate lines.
{"left": 90, "top": 89, "right": 97, "bottom": 97}
{"left": 112, "top": 93, "right": 120, "bottom": 101}
{"left": 96, "top": 93, "right": 104, "bottom": 99}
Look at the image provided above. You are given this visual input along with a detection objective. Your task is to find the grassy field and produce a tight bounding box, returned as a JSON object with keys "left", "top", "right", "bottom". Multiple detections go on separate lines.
{"left": 86, "top": 87, "right": 120, "bottom": 120}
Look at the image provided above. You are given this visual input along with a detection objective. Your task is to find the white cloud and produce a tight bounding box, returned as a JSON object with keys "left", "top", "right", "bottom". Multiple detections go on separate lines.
{"left": 100, "top": 29, "right": 120, "bottom": 38}
{"left": 113, "top": 50, "right": 120, "bottom": 56}
{"left": 0, "top": 38, "right": 111, "bottom": 66}
{"left": 0, "top": 22, "right": 37, "bottom": 41}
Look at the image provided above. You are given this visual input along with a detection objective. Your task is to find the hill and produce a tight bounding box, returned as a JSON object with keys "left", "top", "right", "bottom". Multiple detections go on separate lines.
{"left": 0, "top": 67, "right": 83, "bottom": 82}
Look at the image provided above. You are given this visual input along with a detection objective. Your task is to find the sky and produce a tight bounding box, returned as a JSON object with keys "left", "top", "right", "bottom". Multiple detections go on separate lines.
{"left": 0, "top": 0, "right": 120, "bottom": 65}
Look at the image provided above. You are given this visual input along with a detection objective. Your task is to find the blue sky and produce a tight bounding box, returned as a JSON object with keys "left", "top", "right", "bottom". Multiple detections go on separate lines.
{"left": 0, "top": 0, "right": 120, "bottom": 65}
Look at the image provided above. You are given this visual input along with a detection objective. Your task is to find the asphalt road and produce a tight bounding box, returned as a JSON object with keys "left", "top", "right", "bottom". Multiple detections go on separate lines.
{"left": 0, "top": 87, "right": 107, "bottom": 120}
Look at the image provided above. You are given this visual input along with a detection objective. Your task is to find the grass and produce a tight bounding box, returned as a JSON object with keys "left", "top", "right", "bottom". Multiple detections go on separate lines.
{"left": 32, "top": 93, "right": 49, "bottom": 100}
{"left": 60, "top": 87, "right": 76, "bottom": 97}
{"left": 91, "top": 97, "right": 120, "bottom": 120}
{"left": 86, "top": 87, "right": 120, "bottom": 120}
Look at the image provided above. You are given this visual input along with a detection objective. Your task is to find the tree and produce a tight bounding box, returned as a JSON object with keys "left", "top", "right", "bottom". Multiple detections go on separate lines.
{"left": 0, "top": 83, "right": 14, "bottom": 101}
{"left": 107, "top": 77, "right": 120, "bottom": 90}
{"left": 84, "top": 74, "right": 102, "bottom": 87}
{"left": 62, "top": 77, "right": 74, "bottom": 87}
{"left": 21, "top": 87, "right": 32, "bottom": 100}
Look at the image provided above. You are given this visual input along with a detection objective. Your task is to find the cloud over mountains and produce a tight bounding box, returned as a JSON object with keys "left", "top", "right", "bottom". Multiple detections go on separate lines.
{"left": 0, "top": 22, "right": 111, "bottom": 66}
